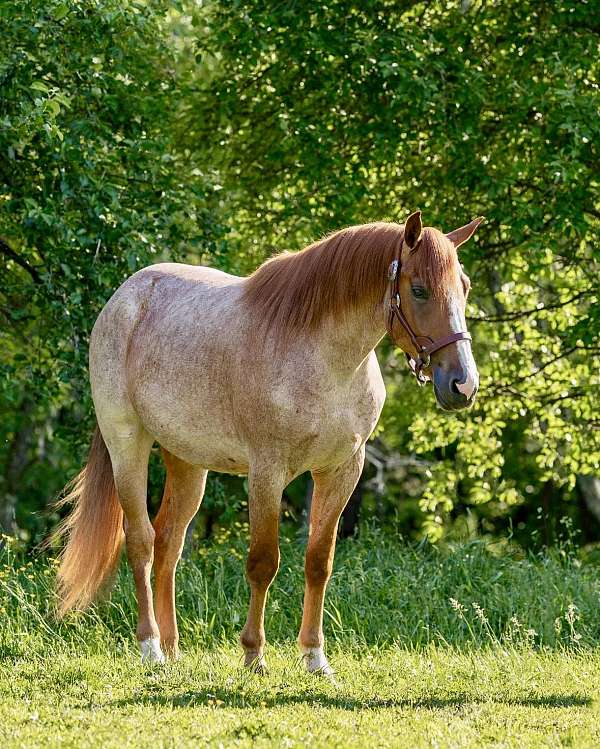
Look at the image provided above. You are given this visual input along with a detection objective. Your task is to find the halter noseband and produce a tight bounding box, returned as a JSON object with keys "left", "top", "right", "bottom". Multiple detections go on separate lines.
{"left": 386, "top": 242, "right": 472, "bottom": 386}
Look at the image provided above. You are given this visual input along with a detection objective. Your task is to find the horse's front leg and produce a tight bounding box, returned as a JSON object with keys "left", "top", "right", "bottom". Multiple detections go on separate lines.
{"left": 299, "top": 445, "right": 365, "bottom": 676}
{"left": 239, "top": 465, "right": 285, "bottom": 672}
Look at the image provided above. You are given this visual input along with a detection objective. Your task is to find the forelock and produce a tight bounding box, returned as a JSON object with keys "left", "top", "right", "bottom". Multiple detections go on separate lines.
{"left": 404, "top": 227, "right": 461, "bottom": 299}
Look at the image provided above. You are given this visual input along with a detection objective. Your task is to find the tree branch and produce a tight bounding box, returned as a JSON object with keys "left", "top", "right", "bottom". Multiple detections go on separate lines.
{"left": 0, "top": 238, "right": 43, "bottom": 285}
{"left": 468, "top": 290, "right": 593, "bottom": 323}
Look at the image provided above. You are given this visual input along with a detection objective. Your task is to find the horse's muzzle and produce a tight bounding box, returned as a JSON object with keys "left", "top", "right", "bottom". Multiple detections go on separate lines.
{"left": 433, "top": 366, "right": 479, "bottom": 411}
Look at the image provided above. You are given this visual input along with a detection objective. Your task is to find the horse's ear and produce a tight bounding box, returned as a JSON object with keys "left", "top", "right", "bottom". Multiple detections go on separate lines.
{"left": 404, "top": 210, "right": 423, "bottom": 249}
{"left": 446, "top": 217, "right": 484, "bottom": 249}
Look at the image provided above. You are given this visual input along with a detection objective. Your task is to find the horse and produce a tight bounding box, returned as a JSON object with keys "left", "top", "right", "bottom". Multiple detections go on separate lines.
{"left": 56, "top": 210, "right": 482, "bottom": 674}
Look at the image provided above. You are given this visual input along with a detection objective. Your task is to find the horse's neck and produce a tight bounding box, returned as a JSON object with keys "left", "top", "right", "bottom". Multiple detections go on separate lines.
{"left": 315, "top": 301, "right": 387, "bottom": 374}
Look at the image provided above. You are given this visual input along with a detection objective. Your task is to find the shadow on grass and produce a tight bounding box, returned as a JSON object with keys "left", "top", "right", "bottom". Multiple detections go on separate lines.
{"left": 110, "top": 688, "right": 591, "bottom": 712}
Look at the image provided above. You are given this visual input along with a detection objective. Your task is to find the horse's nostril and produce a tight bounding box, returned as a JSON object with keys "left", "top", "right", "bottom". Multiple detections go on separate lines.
{"left": 450, "top": 378, "right": 461, "bottom": 396}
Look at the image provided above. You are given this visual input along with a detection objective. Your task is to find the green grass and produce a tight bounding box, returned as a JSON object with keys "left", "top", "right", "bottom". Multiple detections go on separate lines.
{"left": 2, "top": 647, "right": 600, "bottom": 748}
{"left": 1, "top": 527, "right": 600, "bottom": 747}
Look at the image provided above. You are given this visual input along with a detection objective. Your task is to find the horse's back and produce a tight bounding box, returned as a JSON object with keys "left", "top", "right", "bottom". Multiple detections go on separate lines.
{"left": 133, "top": 262, "right": 238, "bottom": 287}
{"left": 90, "top": 262, "right": 241, "bottom": 371}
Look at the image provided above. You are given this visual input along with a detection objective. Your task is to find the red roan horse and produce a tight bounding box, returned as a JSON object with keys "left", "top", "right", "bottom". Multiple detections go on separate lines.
{"left": 57, "top": 211, "right": 482, "bottom": 674}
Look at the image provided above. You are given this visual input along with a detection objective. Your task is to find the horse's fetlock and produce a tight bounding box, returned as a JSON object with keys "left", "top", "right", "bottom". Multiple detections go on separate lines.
{"left": 299, "top": 627, "right": 323, "bottom": 650}
{"left": 240, "top": 628, "right": 265, "bottom": 653}
{"left": 161, "top": 634, "right": 180, "bottom": 659}
{"left": 137, "top": 623, "right": 160, "bottom": 642}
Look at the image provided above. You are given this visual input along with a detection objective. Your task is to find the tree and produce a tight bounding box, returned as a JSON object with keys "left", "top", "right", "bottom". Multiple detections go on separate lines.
{"left": 188, "top": 0, "right": 600, "bottom": 538}
{"left": 0, "top": 0, "right": 224, "bottom": 537}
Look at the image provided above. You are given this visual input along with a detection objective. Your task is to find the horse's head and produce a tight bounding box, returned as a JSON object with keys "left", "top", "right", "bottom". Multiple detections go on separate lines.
{"left": 388, "top": 211, "right": 483, "bottom": 411}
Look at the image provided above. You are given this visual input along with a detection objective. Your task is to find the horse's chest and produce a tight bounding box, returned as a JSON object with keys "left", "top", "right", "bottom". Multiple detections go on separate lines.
{"left": 266, "top": 369, "right": 385, "bottom": 473}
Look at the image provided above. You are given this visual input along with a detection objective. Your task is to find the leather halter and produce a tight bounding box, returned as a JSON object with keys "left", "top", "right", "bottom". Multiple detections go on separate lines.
{"left": 386, "top": 241, "right": 472, "bottom": 386}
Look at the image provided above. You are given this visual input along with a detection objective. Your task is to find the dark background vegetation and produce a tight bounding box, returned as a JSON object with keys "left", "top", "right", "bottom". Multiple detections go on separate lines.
{"left": 1, "top": 0, "right": 598, "bottom": 549}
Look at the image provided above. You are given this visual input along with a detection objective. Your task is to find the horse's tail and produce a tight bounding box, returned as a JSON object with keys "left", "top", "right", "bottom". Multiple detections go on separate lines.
{"left": 54, "top": 426, "right": 124, "bottom": 616}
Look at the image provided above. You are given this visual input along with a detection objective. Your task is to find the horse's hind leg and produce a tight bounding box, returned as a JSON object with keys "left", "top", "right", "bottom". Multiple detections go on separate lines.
{"left": 239, "top": 465, "right": 285, "bottom": 671}
{"left": 100, "top": 419, "right": 161, "bottom": 661}
{"left": 153, "top": 450, "right": 207, "bottom": 659}
{"left": 298, "top": 446, "right": 365, "bottom": 676}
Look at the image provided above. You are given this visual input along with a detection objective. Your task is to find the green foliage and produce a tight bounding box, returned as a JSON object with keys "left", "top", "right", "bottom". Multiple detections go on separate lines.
{"left": 0, "top": 0, "right": 225, "bottom": 536}
{"left": 189, "top": 0, "right": 600, "bottom": 537}
{"left": 0, "top": 0, "right": 598, "bottom": 541}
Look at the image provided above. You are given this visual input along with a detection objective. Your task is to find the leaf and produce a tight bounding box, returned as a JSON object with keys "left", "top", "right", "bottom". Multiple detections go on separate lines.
{"left": 53, "top": 4, "right": 69, "bottom": 21}
{"left": 45, "top": 99, "right": 60, "bottom": 116}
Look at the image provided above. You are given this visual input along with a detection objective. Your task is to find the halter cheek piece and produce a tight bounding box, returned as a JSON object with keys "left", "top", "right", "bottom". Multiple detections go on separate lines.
{"left": 385, "top": 243, "right": 472, "bottom": 386}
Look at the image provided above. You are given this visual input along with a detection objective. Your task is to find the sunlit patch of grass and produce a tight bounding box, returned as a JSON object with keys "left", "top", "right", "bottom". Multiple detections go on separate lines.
{"left": 0, "top": 645, "right": 599, "bottom": 748}
{"left": 1, "top": 529, "right": 600, "bottom": 746}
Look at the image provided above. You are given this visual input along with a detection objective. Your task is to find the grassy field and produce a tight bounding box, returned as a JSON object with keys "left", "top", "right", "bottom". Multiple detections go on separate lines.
{"left": 1, "top": 527, "right": 600, "bottom": 747}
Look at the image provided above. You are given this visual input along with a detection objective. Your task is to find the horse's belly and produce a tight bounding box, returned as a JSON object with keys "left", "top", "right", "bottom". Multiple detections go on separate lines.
{"left": 132, "top": 383, "right": 250, "bottom": 472}
{"left": 155, "top": 428, "right": 249, "bottom": 473}
{"left": 156, "top": 430, "right": 249, "bottom": 473}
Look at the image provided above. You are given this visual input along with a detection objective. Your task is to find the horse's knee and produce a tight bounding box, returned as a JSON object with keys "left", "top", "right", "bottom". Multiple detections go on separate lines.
{"left": 153, "top": 524, "right": 170, "bottom": 557}
{"left": 246, "top": 546, "right": 279, "bottom": 589}
{"left": 305, "top": 544, "right": 332, "bottom": 587}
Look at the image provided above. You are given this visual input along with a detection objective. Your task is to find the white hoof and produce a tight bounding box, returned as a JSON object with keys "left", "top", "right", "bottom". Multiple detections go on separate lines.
{"left": 299, "top": 645, "right": 334, "bottom": 677}
{"left": 140, "top": 637, "right": 165, "bottom": 664}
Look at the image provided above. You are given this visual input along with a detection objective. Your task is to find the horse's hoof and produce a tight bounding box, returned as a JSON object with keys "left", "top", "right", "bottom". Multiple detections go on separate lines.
{"left": 140, "top": 637, "right": 166, "bottom": 664}
{"left": 244, "top": 652, "right": 268, "bottom": 674}
{"left": 299, "top": 646, "right": 335, "bottom": 680}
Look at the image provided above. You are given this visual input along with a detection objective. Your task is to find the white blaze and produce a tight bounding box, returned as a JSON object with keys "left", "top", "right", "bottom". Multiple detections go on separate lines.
{"left": 449, "top": 298, "right": 479, "bottom": 399}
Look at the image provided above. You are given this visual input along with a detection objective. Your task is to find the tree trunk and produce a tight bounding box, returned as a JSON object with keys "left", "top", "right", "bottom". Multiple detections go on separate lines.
{"left": 340, "top": 481, "right": 363, "bottom": 538}
{"left": 578, "top": 475, "right": 600, "bottom": 524}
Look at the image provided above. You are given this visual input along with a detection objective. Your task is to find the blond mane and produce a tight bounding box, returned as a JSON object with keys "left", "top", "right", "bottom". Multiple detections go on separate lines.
{"left": 242, "top": 222, "right": 457, "bottom": 340}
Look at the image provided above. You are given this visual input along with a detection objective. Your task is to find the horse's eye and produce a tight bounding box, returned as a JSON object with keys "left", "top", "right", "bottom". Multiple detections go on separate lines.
{"left": 411, "top": 286, "right": 429, "bottom": 300}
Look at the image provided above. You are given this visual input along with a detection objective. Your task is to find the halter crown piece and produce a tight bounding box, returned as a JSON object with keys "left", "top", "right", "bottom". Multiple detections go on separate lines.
{"left": 386, "top": 239, "right": 472, "bottom": 386}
